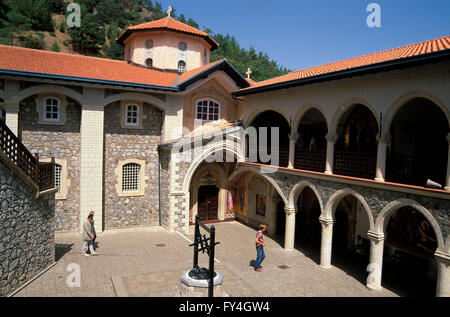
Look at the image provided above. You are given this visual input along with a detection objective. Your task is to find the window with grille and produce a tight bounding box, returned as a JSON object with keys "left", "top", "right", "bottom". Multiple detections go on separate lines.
{"left": 43, "top": 97, "right": 60, "bottom": 122}
{"left": 196, "top": 99, "right": 219, "bottom": 121}
{"left": 178, "top": 60, "right": 186, "bottom": 73}
{"left": 122, "top": 163, "right": 141, "bottom": 192}
{"left": 125, "top": 104, "right": 139, "bottom": 126}
{"left": 54, "top": 164, "right": 62, "bottom": 195}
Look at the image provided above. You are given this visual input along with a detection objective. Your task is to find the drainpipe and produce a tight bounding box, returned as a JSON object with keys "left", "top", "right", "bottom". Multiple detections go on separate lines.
{"left": 157, "top": 145, "right": 162, "bottom": 226}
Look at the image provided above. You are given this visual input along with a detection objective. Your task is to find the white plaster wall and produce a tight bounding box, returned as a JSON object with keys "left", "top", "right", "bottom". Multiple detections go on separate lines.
{"left": 240, "top": 61, "right": 450, "bottom": 137}
{"left": 125, "top": 31, "right": 211, "bottom": 71}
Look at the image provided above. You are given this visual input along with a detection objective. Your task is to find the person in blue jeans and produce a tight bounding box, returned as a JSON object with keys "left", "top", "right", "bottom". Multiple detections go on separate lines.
{"left": 254, "top": 224, "right": 267, "bottom": 272}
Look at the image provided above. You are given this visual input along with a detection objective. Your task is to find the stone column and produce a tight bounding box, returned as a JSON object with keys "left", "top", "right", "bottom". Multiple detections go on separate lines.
{"left": 4, "top": 102, "right": 20, "bottom": 136}
{"left": 163, "top": 95, "right": 184, "bottom": 143}
{"left": 325, "top": 133, "right": 338, "bottom": 175}
{"left": 284, "top": 206, "right": 296, "bottom": 251}
{"left": 366, "top": 231, "right": 385, "bottom": 290}
{"left": 288, "top": 133, "right": 298, "bottom": 169}
{"left": 79, "top": 88, "right": 105, "bottom": 233}
{"left": 445, "top": 134, "right": 450, "bottom": 191}
{"left": 375, "top": 136, "right": 390, "bottom": 182}
{"left": 319, "top": 217, "right": 334, "bottom": 268}
{"left": 435, "top": 251, "right": 450, "bottom": 297}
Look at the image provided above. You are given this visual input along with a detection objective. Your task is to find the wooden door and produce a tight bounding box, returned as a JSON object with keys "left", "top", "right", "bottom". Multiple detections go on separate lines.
{"left": 198, "top": 186, "right": 219, "bottom": 221}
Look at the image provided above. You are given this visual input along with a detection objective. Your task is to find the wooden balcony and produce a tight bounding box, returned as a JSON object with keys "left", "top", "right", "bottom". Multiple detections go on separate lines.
{"left": 294, "top": 147, "right": 326, "bottom": 172}
{"left": 333, "top": 150, "right": 376, "bottom": 180}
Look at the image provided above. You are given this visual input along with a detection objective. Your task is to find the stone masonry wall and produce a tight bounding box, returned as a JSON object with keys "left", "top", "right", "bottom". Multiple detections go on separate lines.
{"left": 103, "top": 102, "right": 163, "bottom": 229}
{"left": 271, "top": 171, "right": 450, "bottom": 243}
{"left": 0, "top": 161, "right": 55, "bottom": 296}
{"left": 19, "top": 96, "right": 81, "bottom": 232}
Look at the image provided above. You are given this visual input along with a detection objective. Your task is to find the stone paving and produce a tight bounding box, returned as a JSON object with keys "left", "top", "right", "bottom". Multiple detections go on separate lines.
{"left": 12, "top": 222, "right": 398, "bottom": 297}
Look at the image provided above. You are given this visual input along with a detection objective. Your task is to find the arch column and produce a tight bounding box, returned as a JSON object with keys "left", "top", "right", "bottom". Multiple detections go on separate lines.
{"left": 319, "top": 217, "right": 334, "bottom": 268}
{"left": 435, "top": 251, "right": 450, "bottom": 297}
{"left": 288, "top": 133, "right": 298, "bottom": 169}
{"left": 366, "top": 231, "right": 385, "bottom": 290}
{"left": 445, "top": 134, "right": 450, "bottom": 191}
{"left": 375, "top": 136, "right": 390, "bottom": 182}
{"left": 325, "top": 133, "right": 337, "bottom": 175}
{"left": 284, "top": 206, "right": 296, "bottom": 251}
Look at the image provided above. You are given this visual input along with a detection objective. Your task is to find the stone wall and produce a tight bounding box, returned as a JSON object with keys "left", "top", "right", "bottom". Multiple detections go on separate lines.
{"left": 19, "top": 96, "right": 81, "bottom": 232}
{"left": 159, "top": 146, "right": 171, "bottom": 229}
{"left": 0, "top": 161, "right": 55, "bottom": 296}
{"left": 270, "top": 170, "right": 450, "bottom": 244}
{"left": 103, "top": 102, "right": 163, "bottom": 229}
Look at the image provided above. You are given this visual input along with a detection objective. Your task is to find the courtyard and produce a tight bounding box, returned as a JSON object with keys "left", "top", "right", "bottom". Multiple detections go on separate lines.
{"left": 11, "top": 221, "right": 399, "bottom": 297}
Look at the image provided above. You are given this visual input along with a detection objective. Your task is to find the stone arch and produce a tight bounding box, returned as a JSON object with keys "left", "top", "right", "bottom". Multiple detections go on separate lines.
{"left": 288, "top": 181, "right": 324, "bottom": 213}
{"left": 292, "top": 102, "right": 330, "bottom": 134}
{"left": 182, "top": 142, "right": 243, "bottom": 194}
{"left": 446, "top": 235, "right": 450, "bottom": 254}
{"left": 242, "top": 105, "right": 290, "bottom": 128}
{"left": 375, "top": 198, "right": 445, "bottom": 253}
{"left": 329, "top": 97, "right": 380, "bottom": 136}
{"left": 381, "top": 90, "right": 450, "bottom": 139}
{"left": 227, "top": 166, "right": 288, "bottom": 206}
{"left": 17, "top": 84, "right": 83, "bottom": 105}
{"left": 102, "top": 92, "right": 165, "bottom": 111}
{"left": 323, "top": 188, "right": 375, "bottom": 230}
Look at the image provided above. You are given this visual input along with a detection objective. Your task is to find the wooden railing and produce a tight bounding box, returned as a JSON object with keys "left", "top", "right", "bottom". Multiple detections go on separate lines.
{"left": 386, "top": 152, "right": 417, "bottom": 185}
{"left": 0, "top": 118, "right": 54, "bottom": 191}
{"left": 294, "top": 147, "right": 326, "bottom": 172}
{"left": 246, "top": 146, "right": 289, "bottom": 167}
{"left": 334, "top": 150, "right": 376, "bottom": 179}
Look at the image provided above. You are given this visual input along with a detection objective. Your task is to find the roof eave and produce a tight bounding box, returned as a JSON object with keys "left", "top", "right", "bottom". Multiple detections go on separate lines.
{"left": 0, "top": 69, "right": 179, "bottom": 92}
{"left": 233, "top": 49, "right": 450, "bottom": 97}
{"left": 177, "top": 60, "right": 250, "bottom": 91}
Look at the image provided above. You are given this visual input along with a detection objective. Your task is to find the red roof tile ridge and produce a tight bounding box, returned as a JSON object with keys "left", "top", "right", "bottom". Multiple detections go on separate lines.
{"left": 248, "top": 34, "right": 450, "bottom": 89}
{"left": 0, "top": 44, "right": 129, "bottom": 65}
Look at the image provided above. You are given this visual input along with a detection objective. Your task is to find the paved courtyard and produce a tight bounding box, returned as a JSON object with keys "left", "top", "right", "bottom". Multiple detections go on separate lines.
{"left": 12, "top": 221, "right": 398, "bottom": 297}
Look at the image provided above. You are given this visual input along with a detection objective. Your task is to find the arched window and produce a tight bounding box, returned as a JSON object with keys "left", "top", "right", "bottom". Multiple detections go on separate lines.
{"left": 43, "top": 97, "right": 60, "bottom": 122}
{"left": 178, "top": 41, "right": 187, "bottom": 52}
{"left": 196, "top": 99, "right": 219, "bottom": 121}
{"left": 122, "top": 163, "right": 141, "bottom": 192}
{"left": 178, "top": 60, "right": 186, "bottom": 73}
{"left": 125, "top": 103, "right": 139, "bottom": 126}
{"left": 145, "top": 58, "right": 153, "bottom": 68}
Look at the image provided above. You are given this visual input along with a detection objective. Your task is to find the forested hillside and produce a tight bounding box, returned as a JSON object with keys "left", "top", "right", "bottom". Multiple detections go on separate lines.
{"left": 0, "top": 0, "right": 289, "bottom": 81}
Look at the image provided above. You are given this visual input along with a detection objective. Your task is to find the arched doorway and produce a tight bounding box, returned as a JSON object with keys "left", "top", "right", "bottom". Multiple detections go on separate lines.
{"left": 386, "top": 97, "right": 449, "bottom": 187}
{"left": 331, "top": 195, "right": 371, "bottom": 283}
{"left": 294, "top": 187, "right": 322, "bottom": 262}
{"left": 382, "top": 206, "right": 438, "bottom": 296}
{"left": 295, "top": 108, "right": 327, "bottom": 172}
{"left": 248, "top": 110, "right": 290, "bottom": 167}
{"left": 334, "top": 104, "right": 379, "bottom": 179}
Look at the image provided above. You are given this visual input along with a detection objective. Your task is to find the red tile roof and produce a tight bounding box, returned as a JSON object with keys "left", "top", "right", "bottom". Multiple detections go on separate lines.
{"left": 0, "top": 44, "right": 179, "bottom": 88}
{"left": 237, "top": 35, "right": 450, "bottom": 94}
{"left": 116, "top": 17, "right": 218, "bottom": 49}
{"left": 0, "top": 45, "right": 248, "bottom": 91}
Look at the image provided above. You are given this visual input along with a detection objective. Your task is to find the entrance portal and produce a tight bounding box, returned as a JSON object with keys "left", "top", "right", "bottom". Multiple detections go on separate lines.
{"left": 198, "top": 185, "right": 219, "bottom": 222}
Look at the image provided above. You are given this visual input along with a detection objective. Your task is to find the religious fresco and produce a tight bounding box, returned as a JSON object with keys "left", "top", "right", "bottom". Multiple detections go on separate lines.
{"left": 256, "top": 194, "right": 266, "bottom": 217}
{"left": 386, "top": 206, "right": 437, "bottom": 256}
{"left": 233, "top": 183, "right": 246, "bottom": 216}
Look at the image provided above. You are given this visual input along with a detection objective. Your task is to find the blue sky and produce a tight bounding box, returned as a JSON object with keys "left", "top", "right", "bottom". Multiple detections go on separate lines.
{"left": 158, "top": 0, "right": 450, "bottom": 71}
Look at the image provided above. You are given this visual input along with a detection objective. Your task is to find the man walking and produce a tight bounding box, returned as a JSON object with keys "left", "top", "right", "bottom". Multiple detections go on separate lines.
{"left": 254, "top": 224, "right": 267, "bottom": 272}
{"left": 89, "top": 211, "right": 97, "bottom": 251}
{"left": 82, "top": 214, "right": 98, "bottom": 256}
